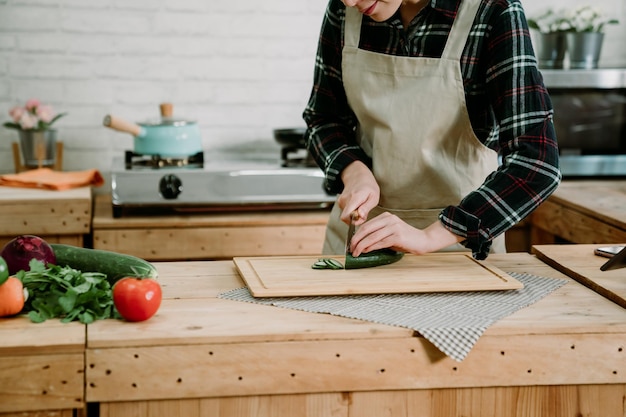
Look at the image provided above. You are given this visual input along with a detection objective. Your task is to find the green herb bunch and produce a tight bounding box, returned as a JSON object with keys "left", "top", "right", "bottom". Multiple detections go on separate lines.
{"left": 17, "top": 259, "right": 116, "bottom": 324}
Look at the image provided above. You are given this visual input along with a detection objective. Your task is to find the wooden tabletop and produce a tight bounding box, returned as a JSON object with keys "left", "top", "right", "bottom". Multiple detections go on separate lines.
{"left": 550, "top": 180, "right": 626, "bottom": 229}
{"left": 82, "top": 250, "right": 626, "bottom": 404}
{"left": 0, "top": 186, "right": 92, "bottom": 239}
{"left": 1, "top": 248, "right": 623, "bottom": 408}
{"left": 531, "top": 180, "right": 626, "bottom": 243}
{"left": 0, "top": 318, "right": 85, "bottom": 413}
{"left": 533, "top": 243, "right": 626, "bottom": 308}
{"left": 85, "top": 251, "right": 626, "bottom": 349}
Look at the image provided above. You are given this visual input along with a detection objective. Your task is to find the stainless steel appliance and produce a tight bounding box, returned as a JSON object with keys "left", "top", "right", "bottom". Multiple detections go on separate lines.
{"left": 111, "top": 149, "right": 335, "bottom": 218}
{"left": 541, "top": 68, "right": 626, "bottom": 177}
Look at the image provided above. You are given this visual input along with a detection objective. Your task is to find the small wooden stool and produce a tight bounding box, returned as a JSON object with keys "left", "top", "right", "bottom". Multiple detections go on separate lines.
{"left": 12, "top": 141, "right": 64, "bottom": 173}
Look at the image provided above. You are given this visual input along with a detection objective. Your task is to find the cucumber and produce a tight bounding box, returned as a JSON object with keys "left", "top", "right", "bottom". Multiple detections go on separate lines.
{"left": 345, "top": 248, "right": 404, "bottom": 270}
{"left": 51, "top": 244, "right": 158, "bottom": 284}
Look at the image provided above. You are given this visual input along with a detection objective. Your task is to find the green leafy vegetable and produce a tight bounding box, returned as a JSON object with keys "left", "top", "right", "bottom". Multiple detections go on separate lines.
{"left": 16, "top": 259, "right": 116, "bottom": 324}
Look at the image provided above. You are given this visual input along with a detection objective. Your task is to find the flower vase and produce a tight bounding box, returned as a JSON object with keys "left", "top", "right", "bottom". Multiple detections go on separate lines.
{"left": 566, "top": 32, "right": 605, "bottom": 69}
{"left": 534, "top": 32, "right": 566, "bottom": 69}
{"left": 19, "top": 129, "right": 57, "bottom": 168}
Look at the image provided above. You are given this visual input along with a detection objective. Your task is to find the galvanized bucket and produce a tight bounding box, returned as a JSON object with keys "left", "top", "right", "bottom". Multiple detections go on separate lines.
{"left": 19, "top": 129, "right": 57, "bottom": 167}
{"left": 567, "top": 32, "right": 604, "bottom": 69}
{"left": 534, "top": 32, "right": 566, "bottom": 69}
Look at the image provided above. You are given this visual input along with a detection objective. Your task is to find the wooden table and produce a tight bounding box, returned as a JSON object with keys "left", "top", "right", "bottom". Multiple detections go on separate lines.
{"left": 0, "top": 319, "right": 85, "bottom": 416}
{"left": 82, "top": 249, "right": 625, "bottom": 417}
{"left": 91, "top": 194, "right": 330, "bottom": 260}
{"left": 531, "top": 180, "right": 626, "bottom": 245}
{"left": 0, "top": 186, "right": 92, "bottom": 248}
{"left": 533, "top": 243, "right": 626, "bottom": 308}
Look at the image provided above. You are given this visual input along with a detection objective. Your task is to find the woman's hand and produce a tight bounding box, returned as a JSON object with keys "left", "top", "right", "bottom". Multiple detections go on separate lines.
{"left": 349, "top": 212, "right": 464, "bottom": 257}
{"left": 337, "top": 161, "right": 380, "bottom": 225}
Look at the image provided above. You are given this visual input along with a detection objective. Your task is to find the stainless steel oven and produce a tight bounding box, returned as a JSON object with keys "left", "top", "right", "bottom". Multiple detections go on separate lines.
{"left": 541, "top": 68, "right": 626, "bottom": 177}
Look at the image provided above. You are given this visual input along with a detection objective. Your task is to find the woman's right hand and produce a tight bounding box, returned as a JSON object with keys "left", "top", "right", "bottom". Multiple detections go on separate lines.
{"left": 337, "top": 161, "right": 380, "bottom": 225}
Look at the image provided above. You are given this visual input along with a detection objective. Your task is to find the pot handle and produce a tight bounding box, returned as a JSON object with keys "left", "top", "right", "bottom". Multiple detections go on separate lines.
{"left": 160, "top": 103, "right": 173, "bottom": 118}
{"left": 103, "top": 115, "right": 143, "bottom": 137}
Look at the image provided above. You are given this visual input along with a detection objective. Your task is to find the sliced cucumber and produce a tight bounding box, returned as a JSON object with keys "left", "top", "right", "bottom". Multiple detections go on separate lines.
{"left": 312, "top": 258, "right": 344, "bottom": 270}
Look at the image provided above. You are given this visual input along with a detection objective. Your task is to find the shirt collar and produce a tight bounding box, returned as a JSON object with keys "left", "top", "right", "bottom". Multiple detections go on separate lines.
{"left": 430, "top": 0, "right": 462, "bottom": 17}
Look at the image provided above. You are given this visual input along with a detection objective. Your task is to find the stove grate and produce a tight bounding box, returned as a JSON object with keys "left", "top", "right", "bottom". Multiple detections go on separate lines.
{"left": 124, "top": 150, "right": 204, "bottom": 169}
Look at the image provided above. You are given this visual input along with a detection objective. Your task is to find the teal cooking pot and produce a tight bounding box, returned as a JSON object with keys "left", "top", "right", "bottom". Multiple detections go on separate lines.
{"left": 103, "top": 105, "right": 202, "bottom": 157}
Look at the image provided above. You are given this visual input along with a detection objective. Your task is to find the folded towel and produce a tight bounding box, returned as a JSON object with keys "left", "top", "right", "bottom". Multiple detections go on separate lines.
{"left": 0, "top": 168, "right": 105, "bottom": 191}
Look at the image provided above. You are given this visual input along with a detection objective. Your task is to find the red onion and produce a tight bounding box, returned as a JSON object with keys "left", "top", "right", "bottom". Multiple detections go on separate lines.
{"left": 0, "top": 235, "right": 56, "bottom": 275}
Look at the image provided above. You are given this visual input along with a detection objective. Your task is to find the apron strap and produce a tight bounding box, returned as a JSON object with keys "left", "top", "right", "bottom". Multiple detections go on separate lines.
{"left": 345, "top": 1, "right": 482, "bottom": 61}
{"left": 344, "top": 6, "right": 363, "bottom": 49}
{"left": 441, "top": 0, "right": 482, "bottom": 60}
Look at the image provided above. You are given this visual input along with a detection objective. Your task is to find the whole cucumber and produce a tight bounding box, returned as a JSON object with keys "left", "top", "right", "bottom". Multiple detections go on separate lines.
{"left": 51, "top": 244, "right": 158, "bottom": 284}
{"left": 345, "top": 248, "right": 404, "bottom": 270}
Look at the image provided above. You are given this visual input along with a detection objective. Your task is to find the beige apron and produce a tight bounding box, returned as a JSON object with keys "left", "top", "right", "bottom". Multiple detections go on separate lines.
{"left": 322, "top": 0, "right": 506, "bottom": 255}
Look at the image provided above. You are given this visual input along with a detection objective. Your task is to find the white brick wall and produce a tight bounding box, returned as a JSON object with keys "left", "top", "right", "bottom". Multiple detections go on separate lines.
{"left": 1, "top": 0, "right": 625, "bottom": 193}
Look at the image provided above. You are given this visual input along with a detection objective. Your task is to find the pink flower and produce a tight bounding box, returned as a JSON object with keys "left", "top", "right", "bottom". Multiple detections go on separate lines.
{"left": 19, "top": 112, "right": 38, "bottom": 129}
{"left": 4, "top": 99, "right": 66, "bottom": 131}
{"left": 36, "top": 105, "right": 54, "bottom": 123}
{"left": 9, "top": 106, "right": 25, "bottom": 123}
{"left": 25, "top": 98, "right": 41, "bottom": 111}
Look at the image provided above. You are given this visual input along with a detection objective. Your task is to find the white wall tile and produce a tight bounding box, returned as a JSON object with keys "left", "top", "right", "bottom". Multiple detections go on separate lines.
{"left": 0, "top": 0, "right": 624, "bottom": 193}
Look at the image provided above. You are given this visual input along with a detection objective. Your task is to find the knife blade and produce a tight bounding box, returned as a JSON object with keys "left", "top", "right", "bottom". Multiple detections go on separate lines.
{"left": 345, "top": 210, "right": 359, "bottom": 256}
{"left": 600, "top": 245, "right": 626, "bottom": 271}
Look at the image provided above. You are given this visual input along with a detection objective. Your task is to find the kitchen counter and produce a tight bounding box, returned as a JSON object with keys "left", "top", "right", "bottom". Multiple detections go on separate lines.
{"left": 0, "top": 318, "right": 85, "bottom": 415}
{"left": 91, "top": 194, "right": 330, "bottom": 260}
{"left": 1, "top": 247, "right": 625, "bottom": 416}
{"left": 531, "top": 180, "right": 626, "bottom": 245}
{"left": 0, "top": 186, "right": 92, "bottom": 248}
{"left": 87, "top": 249, "right": 622, "bottom": 416}
{"left": 5, "top": 178, "right": 624, "bottom": 258}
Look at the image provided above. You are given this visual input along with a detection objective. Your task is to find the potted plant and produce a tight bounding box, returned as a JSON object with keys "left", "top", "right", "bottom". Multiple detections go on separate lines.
{"left": 4, "top": 99, "right": 66, "bottom": 168}
{"left": 527, "top": 8, "right": 571, "bottom": 69}
{"left": 528, "top": 6, "right": 619, "bottom": 69}
{"left": 561, "top": 5, "right": 619, "bottom": 69}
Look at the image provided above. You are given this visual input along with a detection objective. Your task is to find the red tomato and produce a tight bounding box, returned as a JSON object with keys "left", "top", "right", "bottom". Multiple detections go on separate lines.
{"left": 113, "top": 277, "right": 162, "bottom": 322}
{"left": 0, "top": 276, "right": 25, "bottom": 317}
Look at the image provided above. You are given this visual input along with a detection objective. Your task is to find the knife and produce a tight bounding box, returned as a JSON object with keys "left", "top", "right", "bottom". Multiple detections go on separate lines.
{"left": 600, "top": 245, "right": 626, "bottom": 271}
{"left": 345, "top": 210, "right": 359, "bottom": 256}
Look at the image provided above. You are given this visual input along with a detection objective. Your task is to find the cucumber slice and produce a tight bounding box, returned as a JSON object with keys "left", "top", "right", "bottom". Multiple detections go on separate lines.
{"left": 312, "top": 258, "right": 344, "bottom": 270}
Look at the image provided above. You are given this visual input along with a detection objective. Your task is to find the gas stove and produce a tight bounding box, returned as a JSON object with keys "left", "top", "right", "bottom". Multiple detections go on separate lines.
{"left": 111, "top": 150, "right": 336, "bottom": 218}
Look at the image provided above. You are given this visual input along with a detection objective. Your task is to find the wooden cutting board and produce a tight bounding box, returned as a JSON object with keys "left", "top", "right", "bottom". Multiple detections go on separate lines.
{"left": 532, "top": 244, "right": 626, "bottom": 309}
{"left": 233, "top": 253, "right": 523, "bottom": 297}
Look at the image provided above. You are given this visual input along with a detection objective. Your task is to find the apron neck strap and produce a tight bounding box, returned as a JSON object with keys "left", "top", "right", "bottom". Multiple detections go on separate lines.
{"left": 442, "top": 0, "right": 482, "bottom": 60}
{"left": 344, "top": 6, "right": 362, "bottom": 48}
{"left": 344, "top": 0, "right": 482, "bottom": 60}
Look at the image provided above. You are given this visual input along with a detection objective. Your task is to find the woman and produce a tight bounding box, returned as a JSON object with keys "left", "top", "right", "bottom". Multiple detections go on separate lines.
{"left": 303, "top": 0, "right": 561, "bottom": 260}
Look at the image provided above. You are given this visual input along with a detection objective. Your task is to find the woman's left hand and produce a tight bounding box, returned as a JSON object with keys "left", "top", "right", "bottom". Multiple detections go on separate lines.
{"left": 349, "top": 212, "right": 464, "bottom": 256}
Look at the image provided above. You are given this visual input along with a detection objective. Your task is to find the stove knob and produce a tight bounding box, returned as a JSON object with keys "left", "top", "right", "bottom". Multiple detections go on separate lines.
{"left": 159, "top": 174, "right": 182, "bottom": 199}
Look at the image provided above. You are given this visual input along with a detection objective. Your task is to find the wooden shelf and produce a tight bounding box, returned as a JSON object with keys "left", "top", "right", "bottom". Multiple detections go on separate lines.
{"left": 92, "top": 194, "right": 331, "bottom": 260}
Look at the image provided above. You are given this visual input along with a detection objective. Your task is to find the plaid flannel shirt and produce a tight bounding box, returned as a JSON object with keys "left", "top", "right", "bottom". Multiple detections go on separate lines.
{"left": 302, "top": 0, "right": 561, "bottom": 259}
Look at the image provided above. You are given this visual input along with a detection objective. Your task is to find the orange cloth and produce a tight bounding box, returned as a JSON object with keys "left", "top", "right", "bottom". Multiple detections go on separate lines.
{"left": 0, "top": 168, "right": 104, "bottom": 191}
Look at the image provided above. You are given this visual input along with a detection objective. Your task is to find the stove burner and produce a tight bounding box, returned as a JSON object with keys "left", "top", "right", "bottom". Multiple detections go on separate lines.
{"left": 125, "top": 150, "right": 204, "bottom": 169}
{"left": 281, "top": 146, "right": 318, "bottom": 168}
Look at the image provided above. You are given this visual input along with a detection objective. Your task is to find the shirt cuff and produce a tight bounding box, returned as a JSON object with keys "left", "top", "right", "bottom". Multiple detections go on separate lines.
{"left": 439, "top": 206, "right": 493, "bottom": 260}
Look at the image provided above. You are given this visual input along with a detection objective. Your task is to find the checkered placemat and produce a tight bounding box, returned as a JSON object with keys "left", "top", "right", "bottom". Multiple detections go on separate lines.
{"left": 218, "top": 272, "right": 567, "bottom": 361}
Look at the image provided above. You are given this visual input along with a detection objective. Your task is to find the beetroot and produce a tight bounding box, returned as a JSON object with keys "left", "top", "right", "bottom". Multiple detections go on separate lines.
{"left": 1, "top": 235, "right": 56, "bottom": 275}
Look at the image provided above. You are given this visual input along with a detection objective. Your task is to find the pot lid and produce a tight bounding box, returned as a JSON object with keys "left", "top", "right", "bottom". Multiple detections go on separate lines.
{"left": 139, "top": 117, "right": 197, "bottom": 127}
